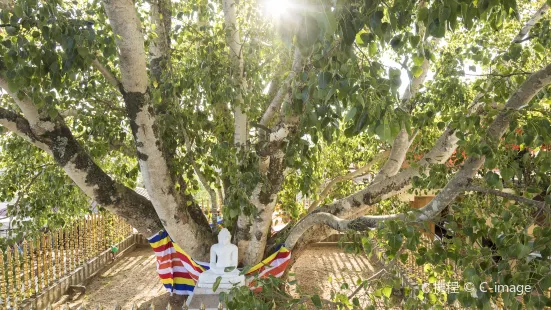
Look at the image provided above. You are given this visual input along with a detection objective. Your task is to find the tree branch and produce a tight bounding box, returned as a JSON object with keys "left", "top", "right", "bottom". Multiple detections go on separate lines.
{"left": 371, "top": 130, "right": 416, "bottom": 185}
{"left": 0, "top": 104, "right": 163, "bottom": 236}
{"left": 259, "top": 47, "right": 303, "bottom": 128}
{"left": 183, "top": 131, "right": 219, "bottom": 232}
{"left": 103, "top": 0, "right": 215, "bottom": 259}
{"left": 285, "top": 212, "right": 402, "bottom": 248}
{"left": 465, "top": 186, "right": 548, "bottom": 208}
{"left": 308, "top": 150, "right": 390, "bottom": 212}
{"left": 0, "top": 76, "right": 55, "bottom": 134}
{"left": 0, "top": 107, "right": 50, "bottom": 151}
{"left": 512, "top": 3, "right": 550, "bottom": 43}
{"left": 222, "top": 0, "right": 248, "bottom": 150}
{"left": 464, "top": 72, "right": 533, "bottom": 78}
{"left": 285, "top": 62, "right": 551, "bottom": 249}
{"left": 91, "top": 59, "right": 121, "bottom": 88}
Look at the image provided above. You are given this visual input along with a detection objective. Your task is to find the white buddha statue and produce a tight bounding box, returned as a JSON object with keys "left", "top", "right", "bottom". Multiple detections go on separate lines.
{"left": 196, "top": 228, "right": 245, "bottom": 289}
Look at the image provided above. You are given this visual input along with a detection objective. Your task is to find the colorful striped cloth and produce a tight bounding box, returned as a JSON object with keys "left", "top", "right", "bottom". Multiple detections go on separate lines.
{"left": 148, "top": 230, "right": 291, "bottom": 295}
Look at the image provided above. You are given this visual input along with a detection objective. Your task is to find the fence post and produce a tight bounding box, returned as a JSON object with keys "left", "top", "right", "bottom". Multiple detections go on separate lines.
{"left": 6, "top": 246, "right": 13, "bottom": 308}
{"left": 43, "top": 233, "right": 51, "bottom": 288}
{"left": 56, "top": 230, "right": 63, "bottom": 280}
{"left": 92, "top": 215, "right": 98, "bottom": 257}
{"left": 14, "top": 244, "right": 21, "bottom": 304}
{"left": 29, "top": 239, "right": 37, "bottom": 296}
{"left": 22, "top": 240, "right": 30, "bottom": 299}
{"left": 63, "top": 228, "right": 68, "bottom": 276}
{"left": 79, "top": 218, "right": 85, "bottom": 264}
{"left": 70, "top": 223, "right": 77, "bottom": 271}
{"left": 86, "top": 217, "right": 93, "bottom": 261}
{"left": 0, "top": 249, "right": 6, "bottom": 310}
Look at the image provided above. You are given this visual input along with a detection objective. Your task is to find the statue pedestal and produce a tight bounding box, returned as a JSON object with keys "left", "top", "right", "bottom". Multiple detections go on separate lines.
{"left": 186, "top": 273, "right": 245, "bottom": 309}
{"left": 186, "top": 287, "right": 230, "bottom": 309}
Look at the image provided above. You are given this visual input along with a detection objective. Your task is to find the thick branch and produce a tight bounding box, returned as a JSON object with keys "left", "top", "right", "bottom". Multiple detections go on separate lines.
{"left": 0, "top": 107, "right": 163, "bottom": 236}
{"left": 371, "top": 130, "right": 414, "bottom": 184}
{"left": 0, "top": 107, "right": 50, "bottom": 151}
{"left": 91, "top": 59, "right": 120, "bottom": 88}
{"left": 512, "top": 3, "right": 550, "bottom": 43}
{"left": 465, "top": 185, "right": 548, "bottom": 208}
{"left": 149, "top": 0, "right": 171, "bottom": 83}
{"left": 286, "top": 62, "right": 551, "bottom": 248}
{"left": 308, "top": 150, "right": 390, "bottom": 212}
{"left": 0, "top": 76, "right": 54, "bottom": 134}
{"left": 222, "top": 0, "right": 248, "bottom": 149}
{"left": 259, "top": 48, "right": 303, "bottom": 128}
{"left": 285, "top": 212, "right": 401, "bottom": 247}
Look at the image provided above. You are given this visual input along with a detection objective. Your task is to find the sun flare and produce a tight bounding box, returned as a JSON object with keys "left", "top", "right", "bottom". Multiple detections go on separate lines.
{"left": 263, "top": 0, "right": 292, "bottom": 18}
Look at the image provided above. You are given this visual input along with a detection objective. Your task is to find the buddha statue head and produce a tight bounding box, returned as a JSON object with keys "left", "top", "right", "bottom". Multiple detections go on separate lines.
{"left": 217, "top": 228, "right": 231, "bottom": 246}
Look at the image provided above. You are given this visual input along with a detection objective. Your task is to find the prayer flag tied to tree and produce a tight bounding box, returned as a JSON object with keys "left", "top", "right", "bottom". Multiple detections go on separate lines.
{"left": 2, "top": 0, "right": 551, "bottom": 307}
{"left": 148, "top": 230, "right": 291, "bottom": 295}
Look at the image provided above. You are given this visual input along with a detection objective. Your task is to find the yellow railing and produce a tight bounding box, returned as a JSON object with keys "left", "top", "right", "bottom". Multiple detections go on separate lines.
{"left": 43, "top": 303, "right": 215, "bottom": 310}
{"left": 0, "top": 213, "right": 133, "bottom": 308}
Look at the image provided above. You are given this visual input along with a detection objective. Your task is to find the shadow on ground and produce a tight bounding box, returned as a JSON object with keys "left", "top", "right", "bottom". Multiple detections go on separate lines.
{"left": 57, "top": 244, "right": 382, "bottom": 309}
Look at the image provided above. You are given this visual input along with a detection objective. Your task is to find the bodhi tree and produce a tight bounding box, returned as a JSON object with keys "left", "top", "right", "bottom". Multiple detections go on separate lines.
{"left": 1, "top": 0, "right": 551, "bottom": 307}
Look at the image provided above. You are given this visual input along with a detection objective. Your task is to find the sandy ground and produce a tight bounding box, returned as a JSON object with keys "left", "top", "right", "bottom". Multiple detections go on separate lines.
{"left": 57, "top": 244, "right": 383, "bottom": 309}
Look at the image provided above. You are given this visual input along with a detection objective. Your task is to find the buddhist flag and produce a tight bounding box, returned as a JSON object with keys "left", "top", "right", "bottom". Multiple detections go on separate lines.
{"left": 148, "top": 230, "right": 291, "bottom": 295}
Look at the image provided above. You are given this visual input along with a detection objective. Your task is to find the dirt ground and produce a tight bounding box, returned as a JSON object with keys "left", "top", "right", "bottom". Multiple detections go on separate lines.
{"left": 57, "top": 244, "right": 383, "bottom": 309}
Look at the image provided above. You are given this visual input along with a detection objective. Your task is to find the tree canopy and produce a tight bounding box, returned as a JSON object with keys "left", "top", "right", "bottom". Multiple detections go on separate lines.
{"left": 1, "top": 0, "right": 551, "bottom": 307}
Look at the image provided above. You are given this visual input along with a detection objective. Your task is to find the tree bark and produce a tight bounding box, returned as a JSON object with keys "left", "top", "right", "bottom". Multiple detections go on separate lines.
{"left": 0, "top": 106, "right": 163, "bottom": 236}
{"left": 512, "top": 3, "right": 550, "bottom": 43}
{"left": 222, "top": 0, "right": 248, "bottom": 151}
{"left": 102, "top": 0, "right": 213, "bottom": 260}
{"left": 308, "top": 150, "right": 390, "bottom": 212}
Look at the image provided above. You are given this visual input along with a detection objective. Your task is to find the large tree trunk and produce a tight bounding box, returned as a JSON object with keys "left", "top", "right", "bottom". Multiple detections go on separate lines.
{"left": 102, "top": 0, "right": 214, "bottom": 260}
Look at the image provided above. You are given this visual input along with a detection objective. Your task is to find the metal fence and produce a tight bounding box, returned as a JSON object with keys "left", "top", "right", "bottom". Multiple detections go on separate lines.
{"left": 0, "top": 214, "right": 133, "bottom": 309}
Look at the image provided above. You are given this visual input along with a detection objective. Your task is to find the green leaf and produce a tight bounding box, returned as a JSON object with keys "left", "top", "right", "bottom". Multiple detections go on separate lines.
{"left": 413, "top": 54, "right": 425, "bottom": 66}
{"left": 368, "top": 42, "right": 377, "bottom": 56}
{"left": 534, "top": 43, "right": 545, "bottom": 55}
{"left": 345, "top": 107, "right": 357, "bottom": 122}
{"left": 77, "top": 47, "right": 89, "bottom": 58}
{"left": 418, "top": 7, "right": 429, "bottom": 22}
{"left": 318, "top": 72, "right": 331, "bottom": 89}
{"left": 540, "top": 275, "right": 551, "bottom": 291}
{"left": 463, "top": 267, "right": 477, "bottom": 279}
{"left": 311, "top": 294, "right": 322, "bottom": 308}
{"left": 6, "top": 26, "right": 18, "bottom": 36}
{"left": 47, "top": 108, "right": 58, "bottom": 119}
{"left": 382, "top": 286, "right": 392, "bottom": 298}
{"left": 412, "top": 66, "right": 423, "bottom": 78}
{"left": 213, "top": 276, "right": 222, "bottom": 292}
{"left": 485, "top": 171, "right": 500, "bottom": 187}
{"left": 13, "top": 5, "right": 24, "bottom": 18}
{"left": 370, "top": 11, "right": 384, "bottom": 29}
{"left": 500, "top": 167, "right": 514, "bottom": 180}
{"left": 390, "top": 35, "right": 402, "bottom": 50}
{"left": 439, "top": 6, "right": 451, "bottom": 22}
{"left": 512, "top": 243, "right": 531, "bottom": 258}
{"left": 409, "top": 35, "right": 421, "bottom": 47}
{"left": 388, "top": 233, "right": 403, "bottom": 250}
